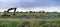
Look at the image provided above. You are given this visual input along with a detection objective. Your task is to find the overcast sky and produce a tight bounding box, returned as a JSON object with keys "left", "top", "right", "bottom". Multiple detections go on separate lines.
{"left": 0, "top": 0, "right": 60, "bottom": 12}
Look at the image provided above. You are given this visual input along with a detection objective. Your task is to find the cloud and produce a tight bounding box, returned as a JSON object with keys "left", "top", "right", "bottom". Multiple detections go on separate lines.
{"left": 19, "top": 0, "right": 59, "bottom": 7}
{"left": 0, "top": 0, "right": 60, "bottom": 9}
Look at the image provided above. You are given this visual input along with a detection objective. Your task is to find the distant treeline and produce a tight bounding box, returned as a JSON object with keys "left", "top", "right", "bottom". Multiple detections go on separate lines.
{"left": 16, "top": 11, "right": 57, "bottom": 13}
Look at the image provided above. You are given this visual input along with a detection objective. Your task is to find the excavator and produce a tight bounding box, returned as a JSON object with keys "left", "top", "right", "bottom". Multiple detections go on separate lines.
{"left": 2, "top": 7, "right": 17, "bottom": 16}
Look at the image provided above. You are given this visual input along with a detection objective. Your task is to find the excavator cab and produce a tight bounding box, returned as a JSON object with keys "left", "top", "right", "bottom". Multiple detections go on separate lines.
{"left": 2, "top": 7, "right": 17, "bottom": 16}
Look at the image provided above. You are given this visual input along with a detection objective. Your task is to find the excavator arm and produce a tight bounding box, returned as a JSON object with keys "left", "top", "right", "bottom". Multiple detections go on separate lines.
{"left": 7, "top": 8, "right": 17, "bottom": 13}
{"left": 7, "top": 7, "right": 17, "bottom": 16}
{"left": 2, "top": 7, "right": 17, "bottom": 16}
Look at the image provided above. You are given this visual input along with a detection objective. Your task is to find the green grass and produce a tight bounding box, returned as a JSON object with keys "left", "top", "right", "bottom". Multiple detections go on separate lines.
{"left": 0, "top": 12, "right": 59, "bottom": 18}
{"left": 0, "top": 12, "right": 60, "bottom": 27}
{"left": 0, "top": 18, "right": 60, "bottom": 27}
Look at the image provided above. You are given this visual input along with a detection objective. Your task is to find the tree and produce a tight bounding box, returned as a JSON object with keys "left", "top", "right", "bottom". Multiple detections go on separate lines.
{"left": 29, "top": 11, "right": 33, "bottom": 13}
{"left": 41, "top": 11, "right": 45, "bottom": 13}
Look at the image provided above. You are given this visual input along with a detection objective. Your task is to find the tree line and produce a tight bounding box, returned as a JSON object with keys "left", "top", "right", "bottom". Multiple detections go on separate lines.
{"left": 16, "top": 11, "right": 57, "bottom": 13}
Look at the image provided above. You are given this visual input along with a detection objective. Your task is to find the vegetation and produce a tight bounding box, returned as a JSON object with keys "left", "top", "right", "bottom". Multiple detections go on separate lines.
{"left": 0, "top": 12, "right": 59, "bottom": 18}
{"left": 0, "top": 18, "right": 60, "bottom": 27}
{"left": 0, "top": 11, "right": 60, "bottom": 27}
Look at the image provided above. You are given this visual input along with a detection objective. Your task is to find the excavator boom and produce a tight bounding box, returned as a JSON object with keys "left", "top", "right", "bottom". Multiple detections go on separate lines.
{"left": 7, "top": 7, "right": 17, "bottom": 16}
{"left": 2, "top": 7, "right": 17, "bottom": 16}
{"left": 7, "top": 8, "right": 17, "bottom": 13}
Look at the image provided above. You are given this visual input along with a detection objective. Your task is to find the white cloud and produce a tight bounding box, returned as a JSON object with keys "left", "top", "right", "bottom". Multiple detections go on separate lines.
{"left": 16, "top": 6, "right": 60, "bottom": 12}
{"left": 0, "top": 6, "right": 60, "bottom": 12}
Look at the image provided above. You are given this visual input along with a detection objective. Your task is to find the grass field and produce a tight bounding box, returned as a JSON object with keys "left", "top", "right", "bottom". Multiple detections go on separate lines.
{"left": 0, "top": 12, "right": 60, "bottom": 27}
{"left": 0, "top": 18, "right": 60, "bottom": 27}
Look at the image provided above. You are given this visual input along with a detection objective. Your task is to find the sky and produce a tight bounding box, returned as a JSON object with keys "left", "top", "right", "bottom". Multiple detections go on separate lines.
{"left": 0, "top": 0, "right": 60, "bottom": 12}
